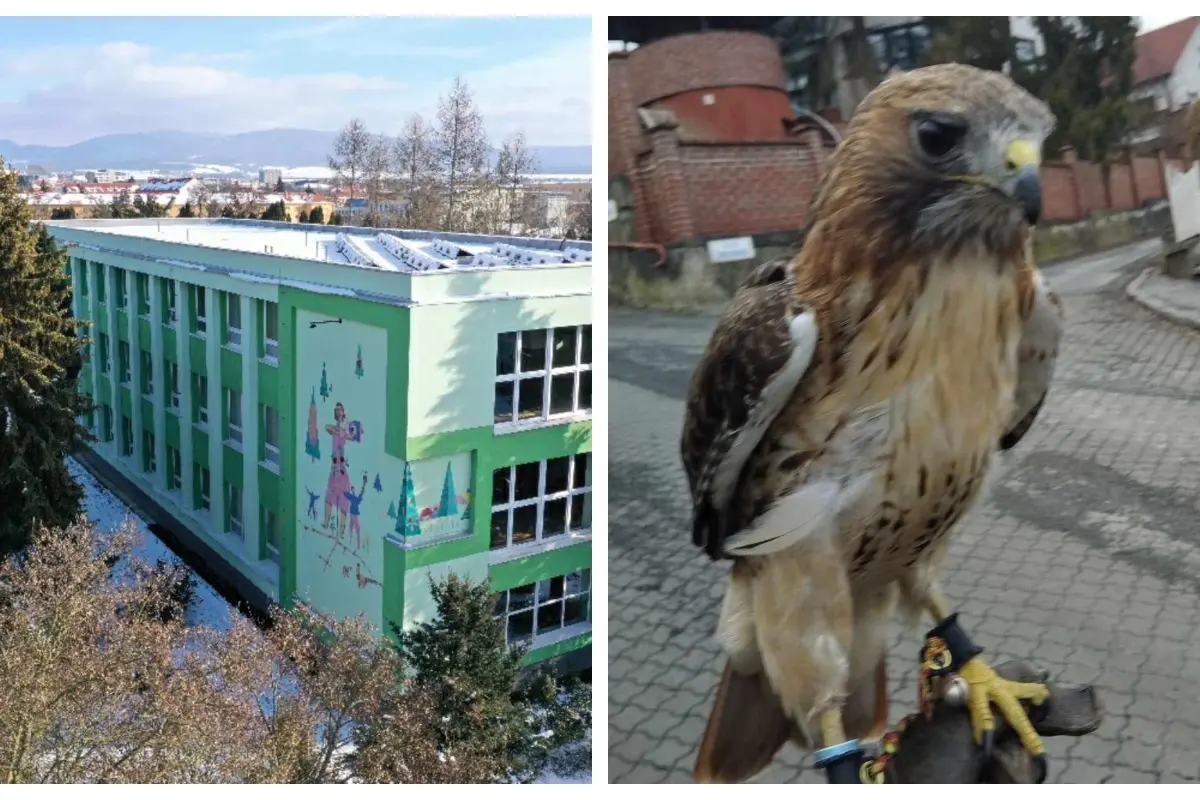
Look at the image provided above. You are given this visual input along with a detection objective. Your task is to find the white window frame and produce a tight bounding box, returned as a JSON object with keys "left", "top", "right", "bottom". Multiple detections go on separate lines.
{"left": 264, "top": 508, "right": 280, "bottom": 564}
{"left": 137, "top": 274, "right": 151, "bottom": 319}
{"left": 145, "top": 431, "right": 156, "bottom": 474}
{"left": 228, "top": 483, "right": 243, "bottom": 539}
{"left": 494, "top": 325, "right": 591, "bottom": 431}
{"left": 101, "top": 404, "right": 113, "bottom": 443}
{"left": 262, "top": 301, "right": 280, "bottom": 363}
{"left": 490, "top": 454, "right": 591, "bottom": 553}
{"left": 99, "top": 333, "right": 110, "bottom": 375}
{"left": 141, "top": 350, "right": 154, "bottom": 398}
{"left": 195, "top": 374, "right": 208, "bottom": 427}
{"left": 493, "top": 568, "right": 591, "bottom": 648}
{"left": 165, "top": 279, "right": 178, "bottom": 326}
{"left": 118, "top": 340, "right": 131, "bottom": 386}
{"left": 194, "top": 287, "right": 207, "bottom": 337}
{"left": 120, "top": 415, "right": 133, "bottom": 458}
{"left": 115, "top": 269, "right": 127, "bottom": 310}
{"left": 227, "top": 388, "right": 243, "bottom": 446}
{"left": 225, "top": 292, "right": 242, "bottom": 349}
{"left": 169, "top": 361, "right": 180, "bottom": 412}
{"left": 262, "top": 405, "right": 280, "bottom": 468}
{"left": 168, "top": 445, "right": 182, "bottom": 492}
{"left": 199, "top": 466, "right": 211, "bottom": 512}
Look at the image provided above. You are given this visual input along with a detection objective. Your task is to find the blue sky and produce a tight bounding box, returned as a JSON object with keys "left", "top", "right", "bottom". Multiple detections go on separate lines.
{"left": 0, "top": 16, "right": 592, "bottom": 146}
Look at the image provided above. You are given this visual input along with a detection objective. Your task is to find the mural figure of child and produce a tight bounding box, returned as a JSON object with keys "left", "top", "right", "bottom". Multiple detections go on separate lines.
{"left": 343, "top": 473, "right": 369, "bottom": 550}
{"left": 322, "top": 401, "right": 361, "bottom": 539}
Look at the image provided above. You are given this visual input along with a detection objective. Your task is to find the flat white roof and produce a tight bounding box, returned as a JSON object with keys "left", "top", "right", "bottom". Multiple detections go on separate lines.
{"left": 47, "top": 219, "right": 592, "bottom": 273}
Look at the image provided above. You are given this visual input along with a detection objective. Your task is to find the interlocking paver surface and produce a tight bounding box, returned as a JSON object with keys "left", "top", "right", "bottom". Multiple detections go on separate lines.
{"left": 608, "top": 239, "right": 1200, "bottom": 784}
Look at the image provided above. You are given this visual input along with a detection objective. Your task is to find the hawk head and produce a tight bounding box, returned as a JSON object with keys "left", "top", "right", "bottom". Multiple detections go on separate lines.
{"left": 810, "top": 63, "right": 1056, "bottom": 265}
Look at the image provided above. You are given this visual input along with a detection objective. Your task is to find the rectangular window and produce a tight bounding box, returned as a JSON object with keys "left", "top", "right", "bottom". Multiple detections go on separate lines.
{"left": 98, "top": 333, "right": 110, "bottom": 375}
{"left": 79, "top": 264, "right": 89, "bottom": 297}
{"left": 197, "top": 465, "right": 211, "bottom": 511}
{"left": 120, "top": 415, "right": 133, "bottom": 457}
{"left": 193, "top": 373, "right": 208, "bottom": 425}
{"left": 263, "top": 301, "right": 280, "bottom": 361}
{"left": 167, "top": 360, "right": 180, "bottom": 412}
{"left": 114, "top": 268, "right": 127, "bottom": 309}
{"left": 194, "top": 286, "right": 207, "bottom": 336}
{"left": 262, "top": 405, "right": 280, "bottom": 467}
{"left": 144, "top": 430, "right": 156, "bottom": 474}
{"left": 141, "top": 350, "right": 154, "bottom": 397}
{"left": 227, "top": 389, "right": 242, "bottom": 445}
{"left": 493, "top": 568, "right": 591, "bottom": 647}
{"left": 137, "top": 273, "right": 151, "bottom": 317}
{"left": 118, "top": 340, "right": 131, "bottom": 385}
{"left": 225, "top": 292, "right": 242, "bottom": 348}
{"left": 163, "top": 278, "right": 178, "bottom": 326}
{"left": 263, "top": 508, "right": 280, "bottom": 564}
{"left": 490, "top": 453, "right": 591, "bottom": 550}
{"left": 95, "top": 265, "right": 106, "bottom": 302}
{"left": 494, "top": 325, "right": 592, "bottom": 426}
{"left": 101, "top": 404, "right": 113, "bottom": 442}
{"left": 167, "top": 445, "right": 182, "bottom": 491}
{"left": 227, "top": 483, "right": 243, "bottom": 539}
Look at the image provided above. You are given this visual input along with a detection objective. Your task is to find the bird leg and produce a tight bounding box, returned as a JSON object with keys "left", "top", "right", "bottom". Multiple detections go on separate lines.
{"left": 812, "top": 708, "right": 868, "bottom": 783}
{"left": 921, "top": 589, "right": 1050, "bottom": 779}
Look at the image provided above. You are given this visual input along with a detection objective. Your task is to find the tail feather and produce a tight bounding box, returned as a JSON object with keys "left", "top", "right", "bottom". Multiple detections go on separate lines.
{"left": 694, "top": 662, "right": 793, "bottom": 783}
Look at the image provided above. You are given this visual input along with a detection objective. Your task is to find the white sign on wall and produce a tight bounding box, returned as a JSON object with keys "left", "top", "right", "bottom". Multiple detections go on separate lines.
{"left": 608, "top": 199, "right": 618, "bottom": 222}
{"left": 706, "top": 236, "right": 756, "bottom": 264}
{"left": 1166, "top": 161, "right": 1200, "bottom": 244}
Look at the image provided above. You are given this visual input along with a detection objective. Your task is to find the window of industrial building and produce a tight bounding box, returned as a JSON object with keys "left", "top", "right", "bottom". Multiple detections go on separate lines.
{"left": 263, "top": 508, "right": 280, "bottom": 565}
{"left": 193, "top": 373, "right": 208, "bottom": 426}
{"left": 96, "top": 266, "right": 106, "bottom": 302}
{"left": 167, "top": 445, "right": 182, "bottom": 491}
{"left": 197, "top": 466, "right": 211, "bottom": 512}
{"left": 137, "top": 273, "right": 151, "bottom": 317}
{"left": 141, "top": 350, "right": 154, "bottom": 397}
{"left": 143, "top": 430, "right": 156, "bottom": 474}
{"left": 490, "top": 453, "right": 591, "bottom": 551}
{"left": 120, "top": 415, "right": 133, "bottom": 457}
{"left": 262, "top": 301, "right": 280, "bottom": 362}
{"left": 98, "top": 333, "right": 110, "bottom": 375}
{"left": 194, "top": 286, "right": 207, "bottom": 336}
{"left": 493, "top": 568, "right": 590, "bottom": 647}
{"left": 227, "top": 483, "right": 243, "bottom": 539}
{"left": 114, "top": 268, "right": 127, "bottom": 309}
{"left": 227, "top": 389, "right": 243, "bottom": 445}
{"left": 225, "top": 292, "right": 242, "bottom": 348}
{"left": 167, "top": 360, "right": 180, "bottom": 412}
{"left": 118, "top": 341, "right": 131, "bottom": 386}
{"left": 262, "top": 405, "right": 280, "bottom": 467}
{"left": 101, "top": 404, "right": 113, "bottom": 442}
{"left": 163, "top": 278, "right": 178, "bottom": 326}
{"left": 494, "top": 324, "right": 592, "bottom": 426}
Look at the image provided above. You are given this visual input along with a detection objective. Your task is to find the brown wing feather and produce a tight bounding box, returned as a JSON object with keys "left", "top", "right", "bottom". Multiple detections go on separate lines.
{"left": 681, "top": 267, "right": 816, "bottom": 560}
{"left": 1000, "top": 260, "right": 1062, "bottom": 450}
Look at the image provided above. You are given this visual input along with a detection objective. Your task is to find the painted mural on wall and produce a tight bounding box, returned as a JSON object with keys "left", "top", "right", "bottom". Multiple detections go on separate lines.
{"left": 294, "top": 311, "right": 473, "bottom": 630}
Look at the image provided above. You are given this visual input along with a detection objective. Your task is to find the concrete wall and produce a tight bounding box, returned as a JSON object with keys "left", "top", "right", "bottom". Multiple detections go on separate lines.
{"left": 1167, "top": 161, "right": 1200, "bottom": 243}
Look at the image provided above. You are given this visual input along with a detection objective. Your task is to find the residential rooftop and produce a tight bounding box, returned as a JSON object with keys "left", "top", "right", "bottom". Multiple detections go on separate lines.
{"left": 45, "top": 218, "right": 592, "bottom": 273}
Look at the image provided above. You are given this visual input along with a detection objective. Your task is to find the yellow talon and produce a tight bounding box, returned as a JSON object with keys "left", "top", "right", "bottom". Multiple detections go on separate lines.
{"left": 958, "top": 657, "right": 1050, "bottom": 757}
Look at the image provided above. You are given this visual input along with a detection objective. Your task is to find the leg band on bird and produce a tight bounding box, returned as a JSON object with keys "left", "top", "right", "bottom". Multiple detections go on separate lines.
{"left": 812, "top": 739, "right": 866, "bottom": 783}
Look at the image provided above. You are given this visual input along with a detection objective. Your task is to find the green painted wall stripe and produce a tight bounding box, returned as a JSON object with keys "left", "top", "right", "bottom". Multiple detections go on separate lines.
{"left": 524, "top": 631, "right": 591, "bottom": 666}
{"left": 488, "top": 541, "right": 592, "bottom": 593}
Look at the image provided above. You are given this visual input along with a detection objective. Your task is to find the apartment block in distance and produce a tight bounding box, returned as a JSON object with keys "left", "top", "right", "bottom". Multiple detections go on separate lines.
{"left": 50, "top": 218, "right": 593, "bottom": 671}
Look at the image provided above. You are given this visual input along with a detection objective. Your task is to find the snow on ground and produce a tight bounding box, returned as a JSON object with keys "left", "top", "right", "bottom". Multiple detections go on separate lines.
{"left": 67, "top": 457, "right": 235, "bottom": 632}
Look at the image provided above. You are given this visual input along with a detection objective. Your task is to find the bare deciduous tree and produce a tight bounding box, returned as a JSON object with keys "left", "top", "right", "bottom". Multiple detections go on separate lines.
{"left": 434, "top": 76, "right": 488, "bottom": 230}
{"left": 362, "top": 135, "right": 393, "bottom": 221}
{"left": 328, "top": 118, "right": 373, "bottom": 208}
{"left": 495, "top": 131, "right": 539, "bottom": 236}
{"left": 566, "top": 189, "right": 593, "bottom": 241}
{"left": 393, "top": 114, "right": 440, "bottom": 229}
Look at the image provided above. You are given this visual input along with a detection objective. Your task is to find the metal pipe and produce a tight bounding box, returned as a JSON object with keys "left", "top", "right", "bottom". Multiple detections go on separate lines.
{"left": 610, "top": 240, "right": 667, "bottom": 268}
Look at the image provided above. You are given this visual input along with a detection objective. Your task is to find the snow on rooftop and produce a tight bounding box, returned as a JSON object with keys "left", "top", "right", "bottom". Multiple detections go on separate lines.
{"left": 53, "top": 220, "right": 591, "bottom": 272}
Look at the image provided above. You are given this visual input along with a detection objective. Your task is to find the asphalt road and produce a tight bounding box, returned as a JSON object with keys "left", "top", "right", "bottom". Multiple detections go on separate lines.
{"left": 608, "top": 238, "right": 1200, "bottom": 784}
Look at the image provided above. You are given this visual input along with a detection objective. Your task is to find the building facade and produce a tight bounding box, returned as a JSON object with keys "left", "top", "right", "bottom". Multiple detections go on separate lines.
{"left": 50, "top": 218, "right": 593, "bottom": 670}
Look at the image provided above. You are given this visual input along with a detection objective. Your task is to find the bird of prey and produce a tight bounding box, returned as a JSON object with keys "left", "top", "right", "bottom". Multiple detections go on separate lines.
{"left": 681, "top": 64, "right": 1064, "bottom": 784}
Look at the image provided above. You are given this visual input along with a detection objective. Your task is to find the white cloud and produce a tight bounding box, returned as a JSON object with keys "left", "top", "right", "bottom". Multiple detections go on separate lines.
{"left": 0, "top": 36, "right": 591, "bottom": 147}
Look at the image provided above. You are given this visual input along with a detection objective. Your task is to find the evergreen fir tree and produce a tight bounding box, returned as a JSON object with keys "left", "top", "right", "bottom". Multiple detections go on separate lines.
{"left": 319, "top": 362, "right": 330, "bottom": 400}
{"left": 49, "top": 207, "right": 76, "bottom": 220}
{"left": 297, "top": 208, "right": 310, "bottom": 224}
{"left": 387, "top": 500, "right": 396, "bottom": 519}
{"left": 309, "top": 205, "right": 325, "bottom": 225}
{"left": 396, "top": 574, "right": 592, "bottom": 782}
{"left": 329, "top": 212, "right": 343, "bottom": 226}
{"left": 177, "top": 201, "right": 195, "bottom": 218}
{"left": 0, "top": 161, "right": 92, "bottom": 555}
{"left": 438, "top": 463, "right": 458, "bottom": 518}
{"left": 395, "top": 462, "right": 420, "bottom": 538}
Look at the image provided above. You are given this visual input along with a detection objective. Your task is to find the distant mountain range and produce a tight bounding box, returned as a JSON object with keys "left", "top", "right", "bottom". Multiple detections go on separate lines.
{"left": 0, "top": 129, "right": 591, "bottom": 175}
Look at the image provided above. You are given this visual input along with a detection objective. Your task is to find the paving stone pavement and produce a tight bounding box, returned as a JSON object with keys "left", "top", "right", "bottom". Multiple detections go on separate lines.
{"left": 608, "top": 240, "right": 1200, "bottom": 784}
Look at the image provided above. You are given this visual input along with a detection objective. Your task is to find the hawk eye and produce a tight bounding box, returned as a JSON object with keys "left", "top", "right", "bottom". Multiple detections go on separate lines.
{"left": 916, "top": 116, "right": 967, "bottom": 159}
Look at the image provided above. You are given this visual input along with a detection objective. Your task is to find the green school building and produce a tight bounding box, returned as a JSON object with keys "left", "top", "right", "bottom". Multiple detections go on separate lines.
{"left": 49, "top": 218, "right": 593, "bottom": 671}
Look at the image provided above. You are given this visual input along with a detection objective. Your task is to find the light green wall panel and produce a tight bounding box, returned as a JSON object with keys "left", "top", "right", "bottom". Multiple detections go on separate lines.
{"left": 401, "top": 552, "right": 489, "bottom": 632}
{"left": 489, "top": 541, "right": 592, "bottom": 593}
{"left": 406, "top": 295, "right": 591, "bottom": 438}
{"left": 221, "top": 347, "right": 241, "bottom": 391}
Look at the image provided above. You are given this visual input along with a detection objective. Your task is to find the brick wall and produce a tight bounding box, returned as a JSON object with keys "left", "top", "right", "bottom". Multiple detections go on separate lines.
{"left": 1040, "top": 149, "right": 1182, "bottom": 222}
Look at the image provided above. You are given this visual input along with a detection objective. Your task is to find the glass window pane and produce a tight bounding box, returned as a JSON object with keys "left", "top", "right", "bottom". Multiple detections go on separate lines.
{"left": 517, "top": 377, "right": 544, "bottom": 419}
{"left": 552, "top": 327, "right": 578, "bottom": 368}
{"left": 577, "top": 371, "right": 592, "bottom": 413}
{"left": 565, "top": 570, "right": 587, "bottom": 595}
{"left": 564, "top": 595, "right": 588, "bottom": 626}
{"left": 568, "top": 496, "right": 585, "bottom": 531}
{"left": 543, "top": 498, "right": 567, "bottom": 538}
{"left": 549, "top": 374, "right": 575, "bottom": 415}
{"left": 513, "top": 462, "right": 540, "bottom": 501}
{"left": 511, "top": 504, "right": 537, "bottom": 546}
{"left": 544, "top": 456, "right": 569, "bottom": 495}
{"left": 493, "top": 381, "right": 514, "bottom": 423}
{"left": 546, "top": 575, "right": 565, "bottom": 600}
{"left": 508, "top": 609, "right": 534, "bottom": 644}
{"left": 580, "top": 326, "right": 592, "bottom": 365}
{"left": 519, "top": 329, "right": 546, "bottom": 373}
{"left": 496, "top": 332, "right": 517, "bottom": 375}
{"left": 490, "top": 510, "right": 509, "bottom": 549}
{"left": 539, "top": 600, "right": 564, "bottom": 632}
{"left": 493, "top": 593, "right": 507, "bottom": 618}
{"left": 509, "top": 583, "right": 535, "bottom": 610}
{"left": 572, "top": 454, "right": 590, "bottom": 489}
{"left": 491, "top": 467, "right": 511, "bottom": 506}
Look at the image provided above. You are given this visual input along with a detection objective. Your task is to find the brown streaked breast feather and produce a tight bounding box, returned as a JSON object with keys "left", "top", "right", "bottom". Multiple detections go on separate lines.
{"left": 1000, "top": 260, "right": 1062, "bottom": 451}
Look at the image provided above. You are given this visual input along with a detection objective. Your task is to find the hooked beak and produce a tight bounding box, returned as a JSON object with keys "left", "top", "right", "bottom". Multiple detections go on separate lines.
{"left": 1000, "top": 140, "right": 1041, "bottom": 226}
